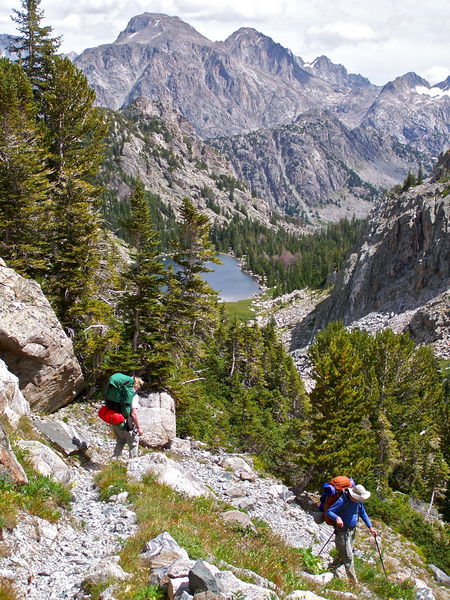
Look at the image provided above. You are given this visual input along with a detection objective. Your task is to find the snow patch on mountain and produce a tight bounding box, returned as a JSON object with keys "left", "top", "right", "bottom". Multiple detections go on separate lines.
{"left": 415, "top": 85, "right": 450, "bottom": 98}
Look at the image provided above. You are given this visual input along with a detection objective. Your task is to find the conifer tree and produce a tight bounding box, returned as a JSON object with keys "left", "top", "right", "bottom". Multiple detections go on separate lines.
{"left": 10, "top": 0, "right": 61, "bottom": 93}
{"left": 0, "top": 58, "right": 50, "bottom": 276}
{"left": 118, "top": 179, "right": 171, "bottom": 385}
{"left": 417, "top": 164, "right": 423, "bottom": 185}
{"left": 165, "top": 198, "right": 219, "bottom": 363}
{"left": 41, "top": 56, "right": 107, "bottom": 329}
{"left": 306, "top": 322, "right": 375, "bottom": 486}
{"left": 305, "top": 323, "right": 448, "bottom": 502}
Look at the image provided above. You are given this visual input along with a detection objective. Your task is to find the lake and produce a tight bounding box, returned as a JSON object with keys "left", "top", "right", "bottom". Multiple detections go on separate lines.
{"left": 163, "top": 253, "right": 261, "bottom": 302}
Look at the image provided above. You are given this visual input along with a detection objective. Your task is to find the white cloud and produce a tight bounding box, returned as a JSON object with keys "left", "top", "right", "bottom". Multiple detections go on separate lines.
{"left": 307, "top": 21, "right": 377, "bottom": 44}
{"left": 420, "top": 66, "right": 450, "bottom": 85}
{"left": 415, "top": 85, "right": 450, "bottom": 98}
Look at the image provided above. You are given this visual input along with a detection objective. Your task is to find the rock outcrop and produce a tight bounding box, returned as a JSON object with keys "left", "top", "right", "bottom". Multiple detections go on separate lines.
{"left": 17, "top": 440, "right": 72, "bottom": 484}
{"left": 0, "top": 422, "right": 28, "bottom": 484}
{"left": 0, "top": 359, "right": 30, "bottom": 426}
{"left": 211, "top": 111, "right": 423, "bottom": 223}
{"left": 293, "top": 153, "right": 449, "bottom": 354}
{"left": 127, "top": 452, "right": 213, "bottom": 497}
{"left": 138, "top": 390, "right": 176, "bottom": 448}
{"left": 100, "top": 98, "right": 276, "bottom": 231}
{"left": 0, "top": 259, "right": 84, "bottom": 412}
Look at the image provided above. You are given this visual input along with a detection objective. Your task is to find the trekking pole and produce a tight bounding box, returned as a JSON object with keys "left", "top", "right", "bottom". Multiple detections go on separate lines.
{"left": 374, "top": 535, "right": 388, "bottom": 580}
{"left": 317, "top": 531, "right": 335, "bottom": 556}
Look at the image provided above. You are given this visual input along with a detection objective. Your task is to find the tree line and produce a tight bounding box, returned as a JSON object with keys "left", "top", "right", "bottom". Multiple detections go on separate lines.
{"left": 211, "top": 215, "right": 364, "bottom": 295}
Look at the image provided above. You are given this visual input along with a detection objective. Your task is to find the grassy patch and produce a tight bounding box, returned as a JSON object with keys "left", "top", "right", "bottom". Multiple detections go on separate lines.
{"left": 95, "top": 464, "right": 321, "bottom": 596}
{"left": 222, "top": 299, "right": 255, "bottom": 321}
{"left": 354, "top": 558, "right": 415, "bottom": 600}
{"left": 366, "top": 492, "right": 450, "bottom": 572}
{"left": 95, "top": 464, "right": 424, "bottom": 600}
{"left": 0, "top": 444, "right": 72, "bottom": 529}
{"left": 0, "top": 578, "right": 19, "bottom": 600}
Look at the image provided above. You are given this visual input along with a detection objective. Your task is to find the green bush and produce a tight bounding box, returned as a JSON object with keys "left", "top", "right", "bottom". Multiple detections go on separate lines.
{"left": 366, "top": 492, "right": 450, "bottom": 572}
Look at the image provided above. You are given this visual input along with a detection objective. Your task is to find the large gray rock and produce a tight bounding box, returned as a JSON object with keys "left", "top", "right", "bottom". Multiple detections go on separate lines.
{"left": 219, "top": 455, "right": 253, "bottom": 473}
{"left": 214, "top": 570, "right": 277, "bottom": 600}
{"left": 189, "top": 560, "right": 221, "bottom": 595}
{"left": 428, "top": 564, "right": 450, "bottom": 585}
{"left": 286, "top": 593, "right": 328, "bottom": 600}
{"left": 299, "top": 572, "right": 334, "bottom": 587}
{"left": 0, "top": 359, "right": 30, "bottom": 426}
{"left": 17, "top": 440, "right": 71, "bottom": 484}
{"left": 170, "top": 437, "right": 192, "bottom": 455}
{"left": 128, "top": 453, "right": 213, "bottom": 498}
{"left": 168, "top": 577, "right": 191, "bottom": 600}
{"left": 0, "top": 422, "right": 28, "bottom": 484}
{"left": 34, "top": 419, "right": 89, "bottom": 456}
{"left": 189, "top": 559, "right": 278, "bottom": 600}
{"left": 414, "top": 578, "right": 436, "bottom": 600}
{"left": 138, "top": 391, "right": 176, "bottom": 448}
{"left": 221, "top": 510, "right": 255, "bottom": 531}
{"left": 0, "top": 259, "right": 84, "bottom": 412}
{"left": 141, "top": 532, "right": 189, "bottom": 569}
{"left": 82, "top": 558, "right": 130, "bottom": 587}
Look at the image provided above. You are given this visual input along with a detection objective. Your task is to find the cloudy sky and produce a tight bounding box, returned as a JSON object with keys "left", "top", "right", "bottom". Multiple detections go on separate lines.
{"left": 1, "top": 0, "right": 449, "bottom": 85}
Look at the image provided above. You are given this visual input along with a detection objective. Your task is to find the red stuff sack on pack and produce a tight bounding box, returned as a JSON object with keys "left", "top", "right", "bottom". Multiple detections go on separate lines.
{"left": 98, "top": 405, "right": 126, "bottom": 426}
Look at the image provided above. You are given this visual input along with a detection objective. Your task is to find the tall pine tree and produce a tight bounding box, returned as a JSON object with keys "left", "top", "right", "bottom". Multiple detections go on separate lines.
{"left": 165, "top": 198, "right": 219, "bottom": 364}
{"left": 117, "top": 179, "right": 171, "bottom": 385}
{"left": 305, "top": 322, "right": 376, "bottom": 486}
{"left": 41, "top": 56, "right": 107, "bottom": 330}
{"left": 0, "top": 58, "right": 50, "bottom": 276}
{"left": 10, "top": 0, "right": 60, "bottom": 94}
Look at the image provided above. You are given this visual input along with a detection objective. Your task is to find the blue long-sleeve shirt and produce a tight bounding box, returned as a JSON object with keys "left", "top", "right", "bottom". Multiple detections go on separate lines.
{"left": 326, "top": 494, "right": 372, "bottom": 529}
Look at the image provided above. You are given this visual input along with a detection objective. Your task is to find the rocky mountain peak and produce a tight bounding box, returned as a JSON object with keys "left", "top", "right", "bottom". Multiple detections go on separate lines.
{"left": 435, "top": 75, "right": 450, "bottom": 91}
{"left": 382, "top": 71, "right": 430, "bottom": 93}
{"left": 114, "top": 12, "right": 210, "bottom": 46}
{"left": 222, "top": 27, "right": 311, "bottom": 81}
{"left": 304, "top": 54, "right": 371, "bottom": 88}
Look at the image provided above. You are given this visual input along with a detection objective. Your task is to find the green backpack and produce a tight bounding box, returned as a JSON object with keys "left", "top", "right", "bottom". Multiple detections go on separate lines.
{"left": 104, "top": 373, "right": 135, "bottom": 418}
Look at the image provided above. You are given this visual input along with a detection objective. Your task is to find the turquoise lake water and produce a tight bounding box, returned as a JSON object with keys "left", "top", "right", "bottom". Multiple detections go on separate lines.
{"left": 163, "top": 253, "right": 261, "bottom": 302}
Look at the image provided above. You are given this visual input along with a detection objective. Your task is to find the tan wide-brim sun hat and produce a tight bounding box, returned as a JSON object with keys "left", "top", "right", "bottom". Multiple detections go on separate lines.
{"left": 348, "top": 484, "right": 371, "bottom": 501}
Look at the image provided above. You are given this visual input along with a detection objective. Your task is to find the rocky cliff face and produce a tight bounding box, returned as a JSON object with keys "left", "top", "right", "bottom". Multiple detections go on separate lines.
{"left": 299, "top": 151, "right": 450, "bottom": 354}
{"left": 211, "top": 111, "right": 425, "bottom": 223}
{"left": 0, "top": 259, "right": 84, "bottom": 413}
{"left": 100, "top": 98, "right": 278, "bottom": 230}
{"left": 362, "top": 73, "right": 450, "bottom": 156}
{"left": 70, "top": 15, "right": 362, "bottom": 137}
{"left": 70, "top": 12, "right": 449, "bottom": 223}
{"left": 74, "top": 14, "right": 332, "bottom": 138}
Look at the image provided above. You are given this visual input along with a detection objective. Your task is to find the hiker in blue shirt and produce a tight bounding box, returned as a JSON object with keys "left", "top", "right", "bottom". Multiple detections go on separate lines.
{"left": 326, "top": 484, "right": 377, "bottom": 583}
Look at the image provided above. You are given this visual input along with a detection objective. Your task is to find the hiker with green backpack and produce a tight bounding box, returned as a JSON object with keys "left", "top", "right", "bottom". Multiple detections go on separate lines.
{"left": 100, "top": 373, "right": 145, "bottom": 459}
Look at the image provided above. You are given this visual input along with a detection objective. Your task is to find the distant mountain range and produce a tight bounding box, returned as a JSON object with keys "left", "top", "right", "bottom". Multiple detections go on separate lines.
{"left": 2, "top": 15, "right": 449, "bottom": 223}
{"left": 72, "top": 14, "right": 449, "bottom": 149}
{"left": 70, "top": 13, "right": 448, "bottom": 222}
